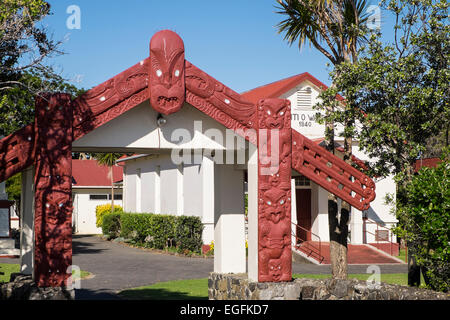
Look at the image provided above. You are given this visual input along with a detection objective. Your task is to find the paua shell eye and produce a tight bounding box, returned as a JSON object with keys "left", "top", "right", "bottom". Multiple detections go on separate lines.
{"left": 156, "top": 70, "right": 162, "bottom": 77}
{"left": 280, "top": 199, "right": 285, "bottom": 205}
{"left": 267, "top": 201, "right": 272, "bottom": 206}
{"left": 279, "top": 111, "right": 285, "bottom": 116}
{"left": 267, "top": 110, "right": 271, "bottom": 115}
{"left": 174, "top": 69, "right": 180, "bottom": 77}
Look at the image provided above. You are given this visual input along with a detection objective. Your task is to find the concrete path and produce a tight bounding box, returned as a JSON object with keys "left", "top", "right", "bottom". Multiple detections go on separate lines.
{"left": 296, "top": 241, "right": 405, "bottom": 264}
{"left": 0, "top": 235, "right": 407, "bottom": 300}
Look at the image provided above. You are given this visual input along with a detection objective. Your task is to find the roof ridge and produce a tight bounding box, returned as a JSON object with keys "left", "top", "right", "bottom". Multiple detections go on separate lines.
{"left": 240, "top": 72, "right": 307, "bottom": 94}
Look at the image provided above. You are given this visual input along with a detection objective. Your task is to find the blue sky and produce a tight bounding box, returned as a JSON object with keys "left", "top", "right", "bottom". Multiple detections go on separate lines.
{"left": 43, "top": 0, "right": 394, "bottom": 93}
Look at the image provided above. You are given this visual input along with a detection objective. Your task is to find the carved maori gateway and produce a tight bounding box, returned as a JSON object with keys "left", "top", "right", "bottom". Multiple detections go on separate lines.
{"left": 0, "top": 30, "right": 375, "bottom": 286}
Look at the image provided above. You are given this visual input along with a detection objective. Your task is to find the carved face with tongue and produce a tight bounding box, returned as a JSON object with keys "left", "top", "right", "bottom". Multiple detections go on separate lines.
{"left": 149, "top": 30, "right": 185, "bottom": 115}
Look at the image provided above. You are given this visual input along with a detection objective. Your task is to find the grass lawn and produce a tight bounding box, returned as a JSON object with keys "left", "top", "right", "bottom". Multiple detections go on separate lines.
{"left": 119, "top": 278, "right": 209, "bottom": 300}
{"left": 0, "top": 264, "right": 91, "bottom": 283}
{"left": 119, "top": 273, "right": 410, "bottom": 300}
{"left": 0, "top": 263, "right": 20, "bottom": 283}
{"left": 293, "top": 273, "right": 407, "bottom": 286}
{"left": 398, "top": 248, "right": 407, "bottom": 263}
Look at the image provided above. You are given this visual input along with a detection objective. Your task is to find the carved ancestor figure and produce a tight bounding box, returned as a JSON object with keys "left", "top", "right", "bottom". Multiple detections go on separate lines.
{"left": 149, "top": 30, "right": 186, "bottom": 115}
{"left": 257, "top": 99, "right": 291, "bottom": 191}
{"left": 34, "top": 94, "right": 73, "bottom": 287}
{"left": 258, "top": 188, "right": 292, "bottom": 282}
{"left": 257, "top": 98, "right": 292, "bottom": 282}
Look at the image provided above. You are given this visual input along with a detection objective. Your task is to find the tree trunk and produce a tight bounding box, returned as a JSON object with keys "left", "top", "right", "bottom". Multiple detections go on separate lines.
{"left": 324, "top": 106, "right": 347, "bottom": 279}
{"left": 328, "top": 194, "right": 349, "bottom": 279}
{"left": 332, "top": 134, "right": 353, "bottom": 279}
{"left": 110, "top": 166, "right": 114, "bottom": 214}
{"left": 407, "top": 246, "right": 421, "bottom": 287}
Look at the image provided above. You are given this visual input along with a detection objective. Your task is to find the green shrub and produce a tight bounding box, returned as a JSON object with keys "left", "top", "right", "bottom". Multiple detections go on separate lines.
{"left": 147, "top": 214, "right": 177, "bottom": 249}
{"left": 115, "top": 212, "right": 203, "bottom": 253}
{"left": 174, "top": 215, "right": 204, "bottom": 253}
{"left": 96, "top": 204, "right": 123, "bottom": 228}
{"left": 120, "top": 213, "right": 177, "bottom": 249}
{"left": 102, "top": 213, "right": 122, "bottom": 238}
{"left": 395, "top": 156, "right": 449, "bottom": 292}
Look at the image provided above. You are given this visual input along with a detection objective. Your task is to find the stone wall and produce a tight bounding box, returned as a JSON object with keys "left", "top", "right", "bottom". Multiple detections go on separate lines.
{"left": 0, "top": 274, "right": 74, "bottom": 300}
{"left": 209, "top": 273, "right": 449, "bottom": 300}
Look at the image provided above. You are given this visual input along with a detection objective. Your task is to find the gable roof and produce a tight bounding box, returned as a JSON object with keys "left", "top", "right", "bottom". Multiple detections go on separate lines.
{"left": 241, "top": 72, "right": 344, "bottom": 104}
{"left": 72, "top": 159, "right": 123, "bottom": 187}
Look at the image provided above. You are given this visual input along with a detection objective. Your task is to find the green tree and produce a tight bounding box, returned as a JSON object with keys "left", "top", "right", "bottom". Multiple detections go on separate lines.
{"left": 394, "top": 152, "right": 449, "bottom": 292}
{"left": 276, "top": 0, "right": 371, "bottom": 279}
{"left": 0, "top": 1, "right": 81, "bottom": 137}
{"left": 316, "top": 0, "right": 449, "bottom": 286}
{"left": 93, "top": 153, "right": 123, "bottom": 214}
{"left": 0, "top": 71, "right": 83, "bottom": 137}
{"left": 0, "top": 0, "right": 61, "bottom": 90}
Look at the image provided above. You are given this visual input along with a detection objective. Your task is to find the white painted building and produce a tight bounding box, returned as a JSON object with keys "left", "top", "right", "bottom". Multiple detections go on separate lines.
{"left": 72, "top": 159, "right": 123, "bottom": 235}
{"left": 116, "top": 73, "right": 397, "bottom": 247}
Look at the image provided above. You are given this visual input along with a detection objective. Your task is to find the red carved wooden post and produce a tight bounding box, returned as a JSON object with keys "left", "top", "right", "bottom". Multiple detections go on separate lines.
{"left": 257, "top": 98, "right": 292, "bottom": 282}
{"left": 34, "top": 93, "right": 73, "bottom": 287}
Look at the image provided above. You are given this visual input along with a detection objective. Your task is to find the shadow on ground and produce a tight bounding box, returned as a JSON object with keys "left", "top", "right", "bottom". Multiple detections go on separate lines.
{"left": 118, "top": 288, "right": 208, "bottom": 300}
{"left": 75, "top": 288, "right": 122, "bottom": 300}
{"left": 73, "top": 235, "right": 106, "bottom": 255}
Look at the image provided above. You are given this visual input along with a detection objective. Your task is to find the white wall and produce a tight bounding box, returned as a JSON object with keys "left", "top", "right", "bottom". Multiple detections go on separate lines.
{"left": 281, "top": 80, "right": 345, "bottom": 141}
{"left": 123, "top": 154, "right": 209, "bottom": 241}
{"left": 122, "top": 151, "right": 247, "bottom": 248}
{"left": 0, "top": 181, "right": 9, "bottom": 237}
{"left": 213, "top": 163, "right": 246, "bottom": 273}
{"left": 282, "top": 80, "right": 397, "bottom": 244}
{"left": 73, "top": 188, "right": 123, "bottom": 235}
{"left": 72, "top": 101, "right": 242, "bottom": 153}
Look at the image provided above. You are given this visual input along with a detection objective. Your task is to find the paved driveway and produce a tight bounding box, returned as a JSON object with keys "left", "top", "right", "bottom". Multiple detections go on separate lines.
{"left": 72, "top": 235, "right": 214, "bottom": 299}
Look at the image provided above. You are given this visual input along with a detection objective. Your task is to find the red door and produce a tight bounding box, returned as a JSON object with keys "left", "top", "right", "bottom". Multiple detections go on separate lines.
{"left": 296, "top": 189, "right": 311, "bottom": 242}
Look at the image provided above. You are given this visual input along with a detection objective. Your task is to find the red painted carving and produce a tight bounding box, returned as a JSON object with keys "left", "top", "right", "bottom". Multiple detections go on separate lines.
{"left": 34, "top": 93, "right": 73, "bottom": 287}
{"left": 73, "top": 89, "right": 149, "bottom": 141}
{"left": 72, "top": 58, "right": 149, "bottom": 139}
{"left": 0, "top": 124, "right": 35, "bottom": 183}
{"left": 186, "top": 62, "right": 256, "bottom": 128}
{"left": 149, "top": 30, "right": 185, "bottom": 115}
{"left": 257, "top": 98, "right": 292, "bottom": 282}
{"left": 292, "top": 130, "right": 376, "bottom": 211}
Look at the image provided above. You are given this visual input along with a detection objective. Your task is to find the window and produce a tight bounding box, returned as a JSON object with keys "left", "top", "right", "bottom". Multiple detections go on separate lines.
{"left": 295, "top": 175, "right": 311, "bottom": 187}
{"left": 296, "top": 87, "right": 312, "bottom": 109}
{"left": 89, "top": 194, "right": 108, "bottom": 200}
{"left": 375, "top": 230, "right": 390, "bottom": 242}
{"left": 108, "top": 194, "right": 122, "bottom": 200}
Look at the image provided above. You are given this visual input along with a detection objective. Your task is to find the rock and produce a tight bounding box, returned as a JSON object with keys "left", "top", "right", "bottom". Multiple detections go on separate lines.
{"left": 0, "top": 274, "right": 74, "bottom": 300}
{"left": 300, "top": 286, "right": 315, "bottom": 300}
{"left": 208, "top": 273, "right": 450, "bottom": 300}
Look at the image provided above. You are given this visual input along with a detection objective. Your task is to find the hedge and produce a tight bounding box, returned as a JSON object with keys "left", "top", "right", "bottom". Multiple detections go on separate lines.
{"left": 102, "top": 212, "right": 203, "bottom": 253}
{"left": 102, "top": 213, "right": 122, "bottom": 238}
{"left": 96, "top": 204, "right": 124, "bottom": 228}
{"left": 174, "top": 215, "right": 203, "bottom": 252}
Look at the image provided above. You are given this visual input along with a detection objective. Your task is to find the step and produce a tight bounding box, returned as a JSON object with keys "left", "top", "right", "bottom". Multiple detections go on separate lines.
{"left": 0, "top": 239, "right": 15, "bottom": 249}
{"left": 293, "top": 247, "right": 322, "bottom": 265}
{"left": 0, "top": 248, "right": 20, "bottom": 256}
